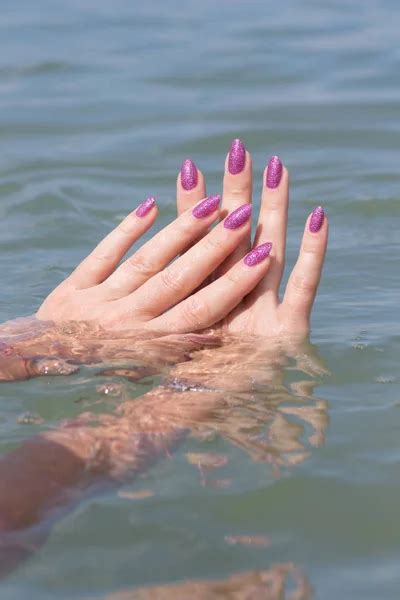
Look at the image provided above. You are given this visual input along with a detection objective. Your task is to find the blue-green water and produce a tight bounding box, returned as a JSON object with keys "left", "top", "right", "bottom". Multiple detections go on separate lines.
{"left": 1, "top": 0, "right": 400, "bottom": 598}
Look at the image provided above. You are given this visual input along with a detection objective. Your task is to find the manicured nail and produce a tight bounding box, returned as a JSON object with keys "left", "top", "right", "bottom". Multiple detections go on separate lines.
{"left": 228, "top": 138, "right": 246, "bottom": 175}
{"left": 309, "top": 206, "right": 325, "bottom": 233}
{"left": 224, "top": 204, "right": 252, "bottom": 229}
{"left": 180, "top": 159, "right": 198, "bottom": 191}
{"left": 266, "top": 155, "right": 283, "bottom": 189}
{"left": 135, "top": 196, "right": 156, "bottom": 217}
{"left": 244, "top": 242, "right": 272, "bottom": 266}
{"left": 192, "top": 194, "right": 221, "bottom": 219}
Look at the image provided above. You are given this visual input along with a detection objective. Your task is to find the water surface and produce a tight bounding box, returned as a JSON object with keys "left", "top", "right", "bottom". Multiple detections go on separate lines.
{"left": 1, "top": 0, "right": 400, "bottom": 598}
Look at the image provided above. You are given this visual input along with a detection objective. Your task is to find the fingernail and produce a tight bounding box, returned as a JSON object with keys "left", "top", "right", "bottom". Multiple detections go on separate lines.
{"left": 180, "top": 159, "right": 198, "bottom": 191}
{"left": 224, "top": 204, "right": 252, "bottom": 229}
{"left": 136, "top": 196, "right": 156, "bottom": 217}
{"left": 228, "top": 138, "right": 246, "bottom": 175}
{"left": 244, "top": 242, "right": 272, "bottom": 266}
{"left": 309, "top": 206, "right": 325, "bottom": 233}
{"left": 192, "top": 194, "right": 221, "bottom": 219}
{"left": 266, "top": 155, "right": 283, "bottom": 189}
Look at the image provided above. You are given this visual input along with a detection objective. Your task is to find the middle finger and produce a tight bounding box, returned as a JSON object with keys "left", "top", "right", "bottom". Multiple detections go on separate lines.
{"left": 215, "top": 139, "right": 253, "bottom": 276}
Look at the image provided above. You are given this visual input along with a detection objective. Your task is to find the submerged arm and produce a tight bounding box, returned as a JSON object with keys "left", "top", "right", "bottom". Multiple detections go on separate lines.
{"left": 0, "top": 382, "right": 226, "bottom": 577}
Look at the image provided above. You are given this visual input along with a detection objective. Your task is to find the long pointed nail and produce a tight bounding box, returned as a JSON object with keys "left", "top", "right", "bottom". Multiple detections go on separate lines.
{"left": 244, "top": 242, "right": 273, "bottom": 266}
{"left": 228, "top": 138, "right": 246, "bottom": 174}
{"left": 180, "top": 159, "right": 198, "bottom": 190}
{"left": 136, "top": 196, "right": 156, "bottom": 217}
{"left": 224, "top": 204, "right": 252, "bottom": 229}
{"left": 266, "top": 155, "right": 283, "bottom": 189}
{"left": 309, "top": 206, "right": 325, "bottom": 232}
{"left": 192, "top": 194, "right": 221, "bottom": 218}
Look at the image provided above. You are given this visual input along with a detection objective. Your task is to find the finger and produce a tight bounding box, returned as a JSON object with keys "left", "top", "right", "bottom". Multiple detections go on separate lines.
{"left": 176, "top": 161, "right": 208, "bottom": 261}
{"left": 68, "top": 197, "right": 158, "bottom": 289}
{"left": 120, "top": 204, "right": 253, "bottom": 319}
{"left": 176, "top": 159, "right": 206, "bottom": 216}
{"left": 216, "top": 139, "right": 253, "bottom": 275}
{"left": 147, "top": 241, "right": 273, "bottom": 333}
{"left": 282, "top": 207, "right": 328, "bottom": 333}
{"left": 101, "top": 194, "right": 221, "bottom": 299}
{"left": 253, "top": 156, "right": 289, "bottom": 297}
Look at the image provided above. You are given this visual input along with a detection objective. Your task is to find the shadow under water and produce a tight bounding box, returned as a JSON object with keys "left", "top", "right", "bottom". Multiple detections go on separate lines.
{"left": 0, "top": 319, "right": 329, "bottom": 591}
{"left": 102, "top": 562, "right": 313, "bottom": 600}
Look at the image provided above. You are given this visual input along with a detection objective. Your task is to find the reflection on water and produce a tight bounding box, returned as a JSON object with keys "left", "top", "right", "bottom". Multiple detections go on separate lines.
{"left": 3, "top": 0, "right": 400, "bottom": 596}
{"left": 0, "top": 319, "right": 330, "bottom": 476}
{"left": 165, "top": 338, "right": 329, "bottom": 471}
{"left": 104, "top": 562, "right": 312, "bottom": 600}
{"left": 0, "top": 321, "right": 328, "bottom": 595}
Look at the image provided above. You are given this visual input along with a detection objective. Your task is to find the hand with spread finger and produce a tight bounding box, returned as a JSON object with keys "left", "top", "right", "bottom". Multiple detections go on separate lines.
{"left": 176, "top": 140, "right": 328, "bottom": 338}
{"left": 36, "top": 191, "right": 273, "bottom": 333}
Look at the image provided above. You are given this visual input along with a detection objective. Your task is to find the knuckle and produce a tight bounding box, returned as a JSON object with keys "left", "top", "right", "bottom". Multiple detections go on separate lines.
{"left": 117, "top": 219, "right": 135, "bottom": 235}
{"left": 225, "top": 179, "right": 251, "bottom": 194}
{"left": 204, "top": 234, "right": 223, "bottom": 252}
{"left": 224, "top": 188, "right": 249, "bottom": 203}
{"left": 87, "top": 252, "right": 117, "bottom": 269}
{"left": 225, "top": 270, "right": 241, "bottom": 285}
{"left": 126, "top": 253, "right": 157, "bottom": 278}
{"left": 301, "top": 243, "right": 321, "bottom": 257}
{"left": 180, "top": 296, "right": 211, "bottom": 329}
{"left": 159, "top": 267, "right": 184, "bottom": 294}
{"left": 175, "top": 217, "right": 198, "bottom": 240}
{"left": 264, "top": 194, "right": 280, "bottom": 211}
{"left": 290, "top": 273, "right": 315, "bottom": 294}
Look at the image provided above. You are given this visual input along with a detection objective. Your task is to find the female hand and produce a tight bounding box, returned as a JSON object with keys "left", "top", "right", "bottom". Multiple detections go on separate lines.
{"left": 177, "top": 141, "right": 328, "bottom": 337}
{"left": 36, "top": 194, "right": 273, "bottom": 333}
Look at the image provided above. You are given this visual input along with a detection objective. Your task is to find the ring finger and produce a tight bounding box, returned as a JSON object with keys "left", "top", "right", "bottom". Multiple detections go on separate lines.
{"left": 253, "top": 155, "right": 289, "bottom": 299}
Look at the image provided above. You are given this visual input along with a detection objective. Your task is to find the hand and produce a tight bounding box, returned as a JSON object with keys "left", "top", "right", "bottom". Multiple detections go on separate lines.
{"left": 177, "top": 142, "right": 328, "bottom": 337}
{"left": 37, "top": 194, "right": 274, "bottom": 333}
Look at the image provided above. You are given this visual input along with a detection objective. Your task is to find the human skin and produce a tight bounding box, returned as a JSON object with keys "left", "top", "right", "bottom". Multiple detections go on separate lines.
{"left": 36, "top": 196, "right": 273, "bottom": 333}
{"left": 177, "top": 141, "right": 328, "bottom": 337}
{"left": 0, "top": 332, "right": 329, "bottom": 576}
{"left": 0, "top": 141, "right": 328, "bottom": 576}
{"left": 0, "top": 143, "right": 327, "bottom": 381}
{"left": 35, "top": 143, "right": 327, "bottom": 336}
{"left": 0, "top": 337, "right": 328, "bottom": 578}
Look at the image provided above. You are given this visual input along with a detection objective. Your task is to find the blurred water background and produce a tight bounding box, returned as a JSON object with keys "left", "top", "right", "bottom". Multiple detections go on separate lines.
{"left": 1, "top": 0, "right": 400, "bottom": 598}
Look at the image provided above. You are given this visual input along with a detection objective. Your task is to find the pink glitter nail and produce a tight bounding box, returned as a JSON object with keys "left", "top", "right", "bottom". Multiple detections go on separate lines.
{"left": 180, "top": 159, "right": 198, "bottom": 190}
{"left": 224, "top": 204, "right": 252, "bottom": 229}
{"left": 192, "top": 194, "right": 221, "bottom": 219}
{"left": 135, "top": 196, "right": 156, "bottom": 218}
{"left": 309, "top": 206, "right": 325, "bottom": 233}
{"left": 244, "top": 242, "right": 272, "bottom": 266}
{"left": 266, "top": 155, "right": 283, "bottom": 189}
{"left": 228, "top": 138, "right": 246, "bottom": 175}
